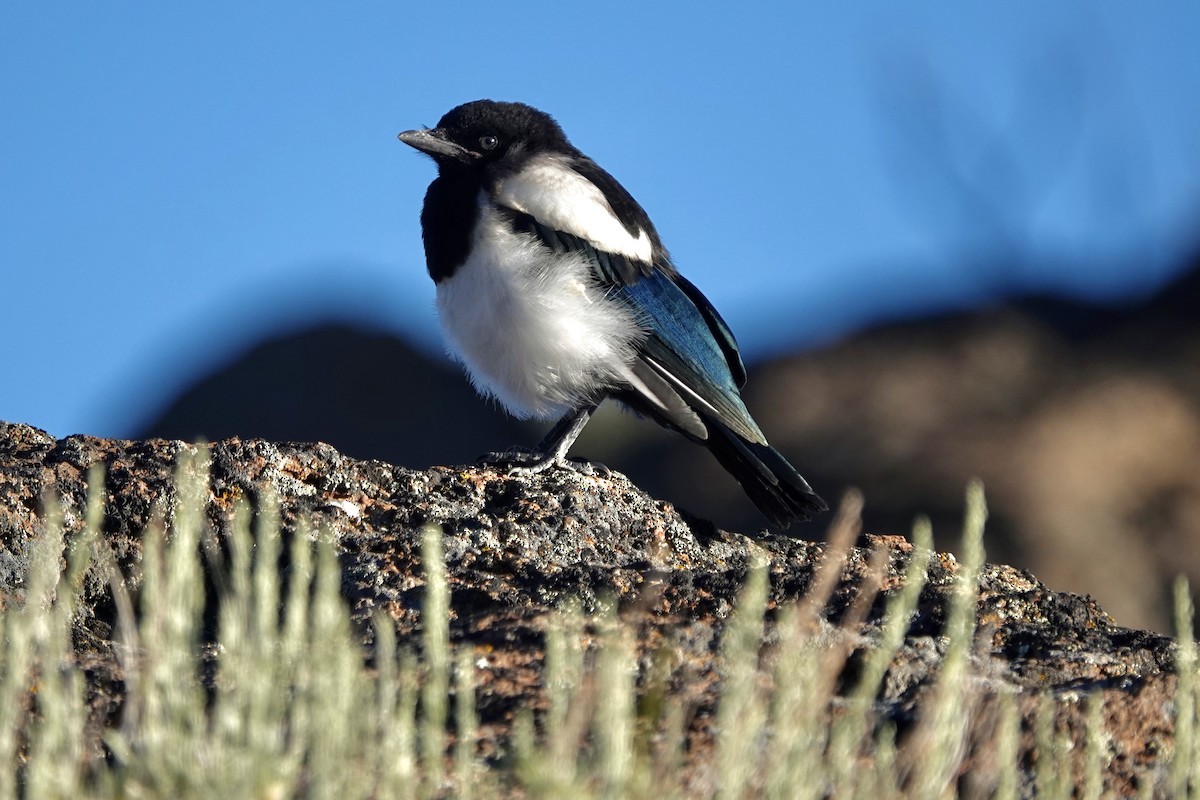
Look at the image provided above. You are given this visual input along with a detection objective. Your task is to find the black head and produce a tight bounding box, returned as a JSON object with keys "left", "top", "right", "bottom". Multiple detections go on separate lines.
{"left": 398, "top": 100, "right": 575, "bottom": 174}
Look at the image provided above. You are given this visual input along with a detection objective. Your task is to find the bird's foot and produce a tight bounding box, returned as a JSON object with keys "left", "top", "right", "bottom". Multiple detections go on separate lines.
{"left": 509, "top": 454, "right": 612, "bottom": 478}
{"left": 572, "top": 458, "right": 612, "bottom": 477}
{"left": 478, "top": 404, "right": 607, "bottom": 477}
{"left": 477, "top": 449, "right": 611, "bottom": 478}
{"left": 504, "top": 451, "right": 566, "bottom": 477}
{"left": 476, "top": 447, "right": 534, "bottom": 468}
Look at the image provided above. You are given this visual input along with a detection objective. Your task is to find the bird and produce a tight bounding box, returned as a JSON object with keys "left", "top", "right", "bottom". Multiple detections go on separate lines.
{"left": 397, "top": 100, "right": 826, "bottom": 527}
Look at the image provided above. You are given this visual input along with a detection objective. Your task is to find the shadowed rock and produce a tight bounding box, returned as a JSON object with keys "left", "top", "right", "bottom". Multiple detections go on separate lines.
{"left": 0, "top": 421, "right": 1181, "bottom": 795}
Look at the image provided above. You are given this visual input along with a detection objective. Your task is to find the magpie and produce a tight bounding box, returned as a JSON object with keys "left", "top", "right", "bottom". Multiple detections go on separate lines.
{"left": 398, "top": 100, "right": 826, "bottom": 527}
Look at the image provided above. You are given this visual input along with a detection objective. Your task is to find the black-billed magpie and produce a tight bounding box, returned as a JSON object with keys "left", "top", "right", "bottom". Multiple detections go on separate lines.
{"left": 398, "top": 100, "right": 826, "bottom": 527}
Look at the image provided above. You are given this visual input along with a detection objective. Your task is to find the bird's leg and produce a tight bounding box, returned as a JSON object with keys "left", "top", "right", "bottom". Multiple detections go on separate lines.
{"left": 475, "top": 416, "right": 571, "bottom": 465}
{"left": 531, "top": 408, "right": 586, "bottom": 452}
{"left": 507, "top": 403, "right": 599, "bottom": 476}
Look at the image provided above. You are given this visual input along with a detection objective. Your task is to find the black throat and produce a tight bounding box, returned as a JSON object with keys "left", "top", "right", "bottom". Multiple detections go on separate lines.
{"left": 419, "top": 171, "right": 483, "bottom": 283}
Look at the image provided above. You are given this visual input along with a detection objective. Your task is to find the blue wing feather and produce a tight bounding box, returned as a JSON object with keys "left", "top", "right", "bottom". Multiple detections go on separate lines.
{"left": 672, "top": 273, "right": 747, "bottom": 388}
{"left": 507, "top": 209, "right": 765, "bottom": 444}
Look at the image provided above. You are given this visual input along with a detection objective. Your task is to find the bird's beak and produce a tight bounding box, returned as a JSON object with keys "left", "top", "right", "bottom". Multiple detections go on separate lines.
{"left": 397, "top": 128, "right": 479, "bottom": 163}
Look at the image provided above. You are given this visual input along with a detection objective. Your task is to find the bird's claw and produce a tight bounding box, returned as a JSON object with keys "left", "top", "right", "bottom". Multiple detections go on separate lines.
{"left": 477, "top": 450, "right": 612, "bottom": 478}
{"left": 566, "top": 458, "right": 612, "bottom": 477}
{"left": 514, "top": 456, "right": 612, "bottom": 477}
{"left": 505, "top": 454, "right": 563, "bottom": 477}
{"left": 476, "top": 447, "right": 534, "bottom": 467}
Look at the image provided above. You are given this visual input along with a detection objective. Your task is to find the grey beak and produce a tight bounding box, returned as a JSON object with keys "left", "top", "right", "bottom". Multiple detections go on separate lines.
{"left": 397, "top": 128, "right": 479, "bottom": 163}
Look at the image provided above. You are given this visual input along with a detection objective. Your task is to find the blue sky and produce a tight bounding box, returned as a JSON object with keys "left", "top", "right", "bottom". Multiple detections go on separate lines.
{"left": 3, "top": 3, "right": 1199, "bottom": 439}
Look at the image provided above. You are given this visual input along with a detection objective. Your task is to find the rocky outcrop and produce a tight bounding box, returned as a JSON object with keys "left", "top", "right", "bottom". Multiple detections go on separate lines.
{"left": 0, "top": 421, "right": 1182, "bottom": 795}
{"left": 133, "top": 259, "right": 1200, "bottom": 634}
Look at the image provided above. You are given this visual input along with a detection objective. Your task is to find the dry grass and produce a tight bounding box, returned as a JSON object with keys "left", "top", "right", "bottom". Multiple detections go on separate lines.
{"left": 0, "top": 452, "right": 1192, "bottom": 797}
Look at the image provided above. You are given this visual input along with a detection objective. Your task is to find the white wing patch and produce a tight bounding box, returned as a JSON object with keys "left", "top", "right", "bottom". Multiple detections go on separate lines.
{"left": 494, "top": 154, "right": 653, "bottom": 263}
{"left": 435, "top": 202, "right": 647, "bottom": 419}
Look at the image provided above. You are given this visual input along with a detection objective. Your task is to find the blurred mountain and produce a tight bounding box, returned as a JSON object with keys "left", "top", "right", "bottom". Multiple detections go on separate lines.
{"left": 135, "top": 251, "right": 1200, "bottom": 632}
{"left": 134, "top": 325, "right": 540, "bottom": 469}
{"left": 719, "top": 250, "right": 1200, "bottom": 633}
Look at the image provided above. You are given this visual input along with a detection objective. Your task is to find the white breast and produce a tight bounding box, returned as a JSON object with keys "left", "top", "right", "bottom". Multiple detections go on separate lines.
{"left": 435, "top": 201, "right": 646, "bottom": 419}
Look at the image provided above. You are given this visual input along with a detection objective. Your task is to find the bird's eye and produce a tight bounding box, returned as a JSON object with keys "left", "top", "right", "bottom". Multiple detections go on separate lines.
{"left": 479, "top": 134, "right": 499, "bottom": 151}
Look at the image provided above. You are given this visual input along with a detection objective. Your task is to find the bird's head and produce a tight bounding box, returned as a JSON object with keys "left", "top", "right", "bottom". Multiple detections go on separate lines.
{"left": 398, "top": 100, "right": 572, "bottom": 175}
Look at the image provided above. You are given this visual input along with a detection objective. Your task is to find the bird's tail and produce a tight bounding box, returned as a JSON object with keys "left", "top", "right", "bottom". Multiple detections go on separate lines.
{"left": 703, "top": 420, "right": 827, "bottom": 529}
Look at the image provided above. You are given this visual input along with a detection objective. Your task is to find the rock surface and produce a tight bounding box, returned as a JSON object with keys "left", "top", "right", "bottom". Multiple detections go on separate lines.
{"left": 0, "top": 421, "right": 1182, "bottom": 795}
{"left": 132, "top": 258, "right": 1200, "bottom": 634}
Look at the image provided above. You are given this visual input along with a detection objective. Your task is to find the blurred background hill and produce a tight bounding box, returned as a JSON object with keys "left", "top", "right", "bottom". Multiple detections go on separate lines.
{"left": 4, "top": 3, "right": 1200, "bottom": 631}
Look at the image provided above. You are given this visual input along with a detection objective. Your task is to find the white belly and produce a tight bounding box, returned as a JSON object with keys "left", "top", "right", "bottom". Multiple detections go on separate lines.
{"left": 435, "top": 205, "right": 645, "bottom": 419}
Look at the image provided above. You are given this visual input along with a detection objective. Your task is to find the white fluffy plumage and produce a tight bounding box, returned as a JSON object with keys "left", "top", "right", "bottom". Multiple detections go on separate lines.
{"left": 435, "top": 201, "right": 646, "bottom": 419}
